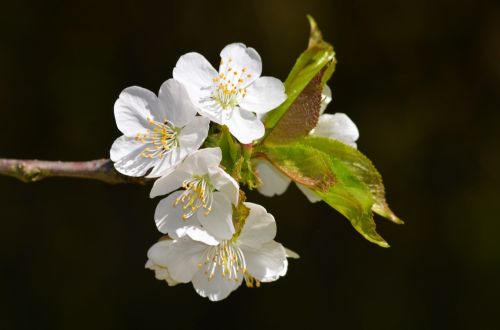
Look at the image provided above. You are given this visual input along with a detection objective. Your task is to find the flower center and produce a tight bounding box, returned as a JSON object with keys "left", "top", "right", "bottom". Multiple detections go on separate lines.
{"left": 174, "top": 175, "right": 214, "bottom": 219}
{"left": 199, "top": 240, "right": 246, "bottom": 281}
{"left": 135, "top": 117, "right": 178, "bottom": 159}
{"left": 203, "top": 58, "right": 250, "bottom": 111}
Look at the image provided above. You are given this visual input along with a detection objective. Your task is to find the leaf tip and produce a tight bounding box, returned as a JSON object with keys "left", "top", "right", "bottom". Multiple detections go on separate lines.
{"left": 373, "top": 204, "right": 405, "bottom": 225}
{"left": 368, "top": 236, "right": 390, "bottom": 248}
{"left": 307, "top": 15, "right": 323, "bottom": 48}
{"left": 385, "top": 209, "right": 404, "bottom": 225}
{"left": 365, "top": 233, "right": 390, "bottom": 248}
{"left": 393, "top": 217, "right": 405, "bottom": 225}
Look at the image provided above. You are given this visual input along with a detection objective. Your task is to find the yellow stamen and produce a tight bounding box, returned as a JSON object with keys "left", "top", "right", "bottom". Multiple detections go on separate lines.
{"left": 136, "top": 117, "right": 178, "bottom": 159}
{"left": 199, "top": 240, "right": 246, "bottom": 282}
{"left": 207, "top": 57, "right": 249, "bottom": 110}
{"left": 174, "top": 175, "right": 214, "bottom": 219}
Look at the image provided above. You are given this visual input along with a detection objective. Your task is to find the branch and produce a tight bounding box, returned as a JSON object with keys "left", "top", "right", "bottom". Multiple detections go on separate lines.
{"left": 0, "top": 158, "right": 148, "bottom": 184}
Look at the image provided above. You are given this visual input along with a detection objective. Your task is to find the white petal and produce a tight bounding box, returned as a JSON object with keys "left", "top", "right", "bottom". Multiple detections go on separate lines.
{"left": 154, "top": 191, "right": 202, "bottom": 237}
{"left": 284, "top": 247, "right": 300, "bottom": 259}
{"left": 112, "top": 142, "right": 157, "bottom": 177}
{"left": 145, "top": 117, "right": 210, "bottom": 179}
{"left": 225, "top": 108, "right": 265, "bottom": 144}
{"left": 312, "top": 113, "right": 359, "bottom": 148}
{"left": 180, "top": 226, "right": 219, "bottom": 246}
{"left": 196, "top": 105, "right": 224, "bottom": 126}
{"left": 255, "top": 160, "right": 291, "bottom": 197}
{"left": 192, "top": 268, "right": 243, "bottom": 302}
{"left": 110, "top": 135, "right": 142, "bottom": 162}
{"left": 158, "top": 79, "right": 198, "bottom": 127}
{"left": 319, "top": 85, "right": 332, "bottom": 115}
{"left": 241, "top": 241, "right": 288, "bottom": 283}
{"left": 114, "top": 86, "right": 159, "bottom": 136}
{"left": 237, "top": 202, "right": 276, "bottom": 248}
{"left": 219, "top": 43, "right": 262, "bottom": 85}
{"left": 145, "top": 147, "right": 185, "bottom": 178}
{"left": 148, "top": 238, "right": 206, "bottom": 283}
{"left": 154, "top": 188, "right": 222, "bottom": 246}
{"left": 176, "top": 116, "right": 210, "bottom": 155}
{"left": 239, "top": 77, "right": 286, "bottom": 114}
{"left": 145, "top": 259, "right": 179, "bottom": 286}
{"left": 173, "top": 52, "right": 217, "bottom": 105}
{"left": 146, "top": 239, "right": 174, "bottom": 266}
{"left": 145, "top": 259, "right": 155, "bottom": 269}
{"left": 296, "top": 183, "right": 322, "bottom": 203}
{"left": 208, "top": 167, "right": 239, "bottom": 205}
{"left": 196, "top": 192, "right": 234, "bottom": 241}
{"left": 150, "top": 168, "right": 190, "bottom": 198}
{"left": 177, "top": 147, "right": 222, "bottom": 175}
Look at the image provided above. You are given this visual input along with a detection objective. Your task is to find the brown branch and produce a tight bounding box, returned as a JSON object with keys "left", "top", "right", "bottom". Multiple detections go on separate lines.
{"left": 0, "top": 158, "right": 149, "bottom": 184}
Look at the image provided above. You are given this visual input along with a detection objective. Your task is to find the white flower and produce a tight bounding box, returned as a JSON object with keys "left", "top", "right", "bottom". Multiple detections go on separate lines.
{"left": 145, "top": 252, "right": 179, "bottom": 287}
{"left": 110, "top": 79, "right": 210, "bottom": 178}
{"left": 256, "top": 85, "right": 359, "bottom": 202}
{"left": 146, "top": 202, "right": 299, "bottom": 301}
{"left": 311, "top": 86, "right": 359, "bottom": 148}
{"left": 150, "top": 147, "right": 239, "bottom": 242}
{"left": 173, "top": 43, "right": 287, "bottom": 144}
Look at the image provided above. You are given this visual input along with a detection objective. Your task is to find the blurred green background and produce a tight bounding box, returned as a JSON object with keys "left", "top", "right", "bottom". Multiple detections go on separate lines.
{"left": 1, "top": 0, "right": 499, "bottom": 329}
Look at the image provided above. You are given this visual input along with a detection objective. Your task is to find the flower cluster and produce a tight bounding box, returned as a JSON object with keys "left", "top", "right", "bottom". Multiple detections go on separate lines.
{"left": 110, "top": 43, "right": 359, "bottom": 301}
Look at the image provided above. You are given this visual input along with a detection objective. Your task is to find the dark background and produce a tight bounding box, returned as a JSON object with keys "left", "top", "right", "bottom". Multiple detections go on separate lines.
{"left": 1, "top": 0, "right": 499, "bottom": 329}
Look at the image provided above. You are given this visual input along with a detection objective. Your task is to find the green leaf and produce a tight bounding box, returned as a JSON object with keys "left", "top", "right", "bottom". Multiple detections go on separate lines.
{"left": 258, "top": 144, "right": 335, "bottom": 191}
{"left": 251, "top": 16, "right": 401, "bottom": 247}
{"left": 206, "top": 125, "right": 260, "bottom": 189}
{"left": 239, "top": 144, "right": 261, "bottom": 190}
{"left": 263, "top": 16, "right": 336, "bottom": 142}
{"left": 265, "top": 66, "right": 326, "bottom": 144}
{"left": 307, "top": 14, "right": 324, "bottom": 48}
{"left": 203, "top": 125, "right": 243, "bottom": 179}
{"left": 313, "top": 150, "right": 389, "bottom": 248}
{"left": 302, "top": 136, "right": 403, "bottom": 225}
{"left": 316, "top": 184, "right": 389, "bottom": 248}
{"left": 256, "top": 136, "right": 401, "bottom": 247}
{"left": 218, "top": 126, "right": 241, "bottom": 168}
{"left": 232, "top": 190, "right": 251, "bottom": 240}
